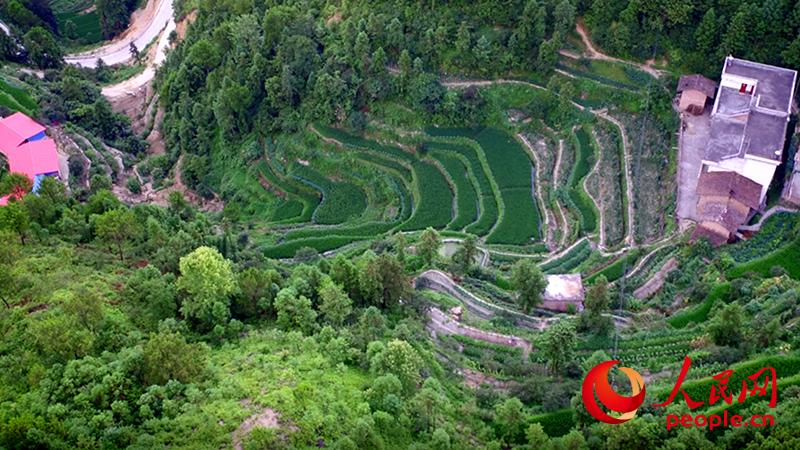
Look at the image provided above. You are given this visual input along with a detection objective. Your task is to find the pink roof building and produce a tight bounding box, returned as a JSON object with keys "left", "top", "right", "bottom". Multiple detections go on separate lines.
{"left": 0, "top": 112, "right": 60, "bottom": 205}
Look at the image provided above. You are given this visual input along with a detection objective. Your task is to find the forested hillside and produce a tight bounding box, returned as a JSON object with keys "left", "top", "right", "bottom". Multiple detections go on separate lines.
{"left": 582, "top": 0, "right": 800, "bottom": 75}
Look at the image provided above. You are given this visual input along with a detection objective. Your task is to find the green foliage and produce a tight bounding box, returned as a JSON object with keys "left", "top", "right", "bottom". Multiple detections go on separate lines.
{"left": 177, "top": 246, "right": 237, "bottom": 330}
{"left": 369, "top": 339, "right": 423, "bottom": 393}
{"left": 540, "top": 320, "right": 576, "bottom": 376}
{"left": 417, "top": 227, "right": 441, "bottom": 267}
{"left": 669, "top": 283, "right": 732, "bottom": 328}
{"left": 94, "top": 208, "right": 139, "bottom": 261}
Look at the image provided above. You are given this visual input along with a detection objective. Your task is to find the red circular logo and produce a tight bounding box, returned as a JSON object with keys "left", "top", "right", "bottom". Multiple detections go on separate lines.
{"left": 582, "top": 360, "right": 646, "bottom": 424}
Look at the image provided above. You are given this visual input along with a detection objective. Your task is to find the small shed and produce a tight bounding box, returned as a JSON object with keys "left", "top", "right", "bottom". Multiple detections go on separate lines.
{"left": 677, "top": 75, "right": 718, "bottom": 115}
{"left": 541, "top": 274, "right": 584, "bottom": 313}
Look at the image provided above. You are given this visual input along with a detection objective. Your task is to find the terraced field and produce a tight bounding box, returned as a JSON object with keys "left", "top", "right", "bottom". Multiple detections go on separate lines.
{"left": 566, "top": 128, "right": 599, "bottom": 235}
{"left": 586, "top": 123, "right": 626, "bottom": 246}
{"left": 426, "top": 127, "right": 542, "bottom": 245}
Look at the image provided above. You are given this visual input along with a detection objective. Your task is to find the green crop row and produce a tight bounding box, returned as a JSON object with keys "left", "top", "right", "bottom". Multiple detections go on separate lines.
{"left": 585, "top": 250, "right": 640, "bottom": 284}
{"left": 425, "top": 141, "right": 500, "bottom": 235}
{"left": 256, "top": 160, "right": 320, "bottom": 224}
{"left": 0, "top": 78, "right": 38, "bottom": 116}
{"left": 427, "top": 127, "right": 533, "bottom": 190}
{"left": 399, "top": 159, "right": 454, "bottom": 230}
{"left": 540, "top": 240, "right": 592, "bottom": 274}
{"left": 430, "top": 151, "right": 479, "bottom": 231}
{"left": 291, "top": 164, "right": 367, "bottom": 224}
{"left": 727, "top": 236, "right": 800, "bottom": 280}
{"left": 284, "top": 221, "right": 396, "bottom": 241}
{"left": 567, "top": 129, "right": 598, "bottom": 234}
{"left": 317, "top": 126, "right": 454, "bottom": 232}
{"left": 486, "top": 187, "right": 541, "bottom": 244}
{"left": 450, "top": 334, "right": 523, "bottom": 357}
{"left": 724, "top": 212, "right": 800, "bottom": 263}
{"left": 530, "top": 409, "right": 574, "bottom": 437}
{"left": 262, "top": 235, "right": 366, "bottom": 259}
{"left": 426, "top": 127, "right": 541, "bottom": 244}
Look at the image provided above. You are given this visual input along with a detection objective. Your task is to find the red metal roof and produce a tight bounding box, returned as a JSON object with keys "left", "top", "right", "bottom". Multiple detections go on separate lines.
{"left": 0, "top": 113, "right": 60, "bottom": 191}
{"left": 3, "top": 139, "right": 60, "bottom": 178}
{"left": 0, "top": 112, "right": 46, "bottom": 148}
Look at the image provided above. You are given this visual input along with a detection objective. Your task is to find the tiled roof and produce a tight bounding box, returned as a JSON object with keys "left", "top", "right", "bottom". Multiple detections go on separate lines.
{"left": 678, "top": 74, "right": 717, "bottom": 98}
{"left": 697, "top": 171, "right": 762, "bottom": 210}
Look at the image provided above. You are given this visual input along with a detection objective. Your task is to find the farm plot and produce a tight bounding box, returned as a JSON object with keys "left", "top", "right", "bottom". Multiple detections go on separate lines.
{"left": 557, "top": 58, "right": 651, "bottom": 91}
{"left": 291, "top": 164, "right": 367, "bottom": 224}
{"left": 727, "top": 236, "right": 800, "bottom": 280}
{"left": 426, "top": 127, "right": 541, "bottom": 244}
{"left": 51, "top": 0, "right": 103, "bottom": 45}
{"left": 424, "top": 141, "right": 499, "bottom": 236}
{"left": 589, "top": 123, "right": 626, "bottom": 246}
{"left": 617, "top": 114, "right": 674, "bottom": 244}
{"left": 565, "top": 130, "right": 598, "bottom": 235}
{"left": 430, "top": 151, "right": 479, "bottom": 231}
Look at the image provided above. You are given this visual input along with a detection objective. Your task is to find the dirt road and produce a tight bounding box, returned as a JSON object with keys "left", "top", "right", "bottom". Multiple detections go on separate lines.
{"left": 65, "top": 0, "right": 174, "bottom": 68}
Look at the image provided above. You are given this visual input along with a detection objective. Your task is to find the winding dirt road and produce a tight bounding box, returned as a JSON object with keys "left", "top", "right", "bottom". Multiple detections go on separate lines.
{"left": 65, "top": 0, "right": 174, "bottom": 68}
{"left": 571, "top": 22, "right": 666, "bottom": 79}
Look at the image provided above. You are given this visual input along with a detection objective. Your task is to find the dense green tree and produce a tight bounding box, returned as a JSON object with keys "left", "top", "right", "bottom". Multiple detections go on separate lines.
{"left": 142, "top": 330, "right": 207, "bottom": 385}
{"left": 97, "top": 0, "right": 134, "bottom": 39}
{"left": 273, "top": 287, "right": 317, "bottom": 334}
{"left": 0, "top": 231, "right": 18, "bottom": 308}
{"left": 495, "top": 397, "right": 526, "bottom": 444}
{"left": 541, "top": 320, "right": 576, "bottom": 376}
{"left": 233, "top": 267, "right": 281, "bottom": 319}
{"left": 123, "top": 266, "right": 178, "bottom": 330}
{"left": 358, "top": 253, "right": 409, "bottom": 308}
{"left": 94, "top": 208, "right": 139, "bottom": 261}
{"left": 694, "top": 8, "right": 719, "bottom": 55}
{"left": 319, "top": 278, "right": 353, "bottom": 326}
{"left": 707, "top": 303, "right": 745, "bottom": 347}
{"left": 451, "top": 235, "right": 478, "bottom": 276}
{"left": 526, "top": 423, "right": 549, "bottom": 448}
{"left": 511, "top": 259, "right": 546, "bottom": 313}
{"left": 176, "top": 246, "right": 237, "bottom": 329}
{"left": 417, "top": 227, "right": 441, "bottom": 266}
{"left": 0, "top": 199, "right": 30, "bottom": 244}
{"left": 22, "top": 26, "right": 61, "bottom": 68}
{"left": 410, "top": 378, "right": 451, "bottom": 433}
{"left": 369, "top": 339, "right": 422, "bottom": 393}
{"left": 0, "top": 172, "right": 32, "bottom": 199}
